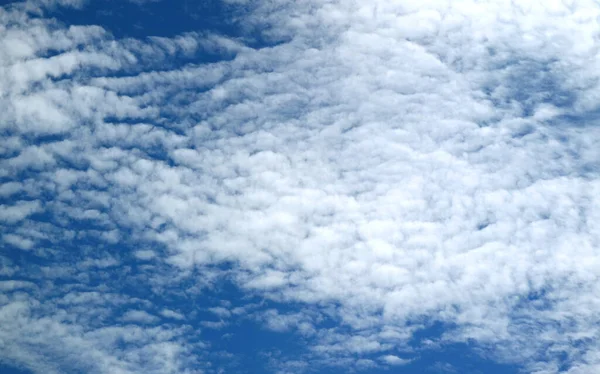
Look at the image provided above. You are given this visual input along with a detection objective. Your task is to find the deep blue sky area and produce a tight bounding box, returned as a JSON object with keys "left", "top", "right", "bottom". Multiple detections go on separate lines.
{"left": 51, "top": 0, "right": 243, "bottom": 39}
{"left": 0, "top": 0, "right": 547, "bottom": 373}
{"left": 0, "top": 365, "right": 32, "bottom": 374}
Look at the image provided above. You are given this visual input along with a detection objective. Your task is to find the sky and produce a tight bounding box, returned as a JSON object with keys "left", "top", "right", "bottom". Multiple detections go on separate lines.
{"left": 1, "top": 0, "right": 600, "bottom": 373}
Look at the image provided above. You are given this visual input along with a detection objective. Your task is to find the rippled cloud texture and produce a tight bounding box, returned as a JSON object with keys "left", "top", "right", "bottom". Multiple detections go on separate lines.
{"left": 2, "top": 0, "right": 600, "bottom": 373}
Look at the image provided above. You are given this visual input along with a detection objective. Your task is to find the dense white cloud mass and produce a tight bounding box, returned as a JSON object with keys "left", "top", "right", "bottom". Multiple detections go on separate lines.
{"left": 2, "top": 0, "right": 600, "bottom": 373}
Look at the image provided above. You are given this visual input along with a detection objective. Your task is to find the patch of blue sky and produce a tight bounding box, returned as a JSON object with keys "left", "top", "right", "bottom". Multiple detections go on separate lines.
{"left": 50, "top": 0, "right": 240, "bottom": 39}
{"left": 0, "top": 364, "right": 32, "bottom": 374}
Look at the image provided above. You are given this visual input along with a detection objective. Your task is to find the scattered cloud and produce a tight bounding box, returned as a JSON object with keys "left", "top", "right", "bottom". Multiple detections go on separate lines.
{"left": 2, "top": 0, "right": 600, "bottom": 373}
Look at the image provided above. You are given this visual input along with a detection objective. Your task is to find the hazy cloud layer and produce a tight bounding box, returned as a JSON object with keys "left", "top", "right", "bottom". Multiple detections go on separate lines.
{"left": 2, "top": 0, "right": 600, "bottom": 373}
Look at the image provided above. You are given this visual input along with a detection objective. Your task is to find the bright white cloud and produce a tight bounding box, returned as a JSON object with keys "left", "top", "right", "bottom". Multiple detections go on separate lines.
{"left": 380, "top": 354, "right": 411, "bottom": 366}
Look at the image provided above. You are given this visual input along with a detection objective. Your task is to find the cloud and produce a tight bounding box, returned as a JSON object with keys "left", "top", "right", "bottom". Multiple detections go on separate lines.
{"left": 160, "top": 309, "right": 186, "bottom": 320}
{"left": 0, "top": 201, "right": 41, "bottom": 224}
{"left": 2, "top": 0, "right": 600, "bottom": 373}
{"left": 0, "top": 291, "right": 204, "bottom": 374}
{"left": 2, "top": 233, "right": 35, "bottom": 250}
{"left": 134, "top": 249, "right": 157, "bottom": 260}
{"left": 207, "top": 306, "right": 231, "bottom": 319}
{"left": 380, "top": 354, "right": 411, "bottom": 366}
{"left": 121, "top": 310, "right": 160, "bottom": 324}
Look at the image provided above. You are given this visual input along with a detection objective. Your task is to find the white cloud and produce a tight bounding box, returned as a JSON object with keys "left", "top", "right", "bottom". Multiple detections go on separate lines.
{"left": 2, "top": 0, "right": 600, "bottom": 373}
{"left": 134, "top": 249, "right": 157, "bottom": 261}
{"left": 256, "top": 309, "right": 314, "bottom": 334}
{"left": 121, "top": 310, "right": 159, "bottom": 324}
{"left": 0, "top": 200, "right": 41, "bottom": 224}
{"left": 380, "top": 355, "right": 411, "bottom": 366}
{"left": 2, "top": 233, "right": 35, "bottom": 250}
{"left": 160, "top": 309, "right": 185, "bottom": 321}
{"left": 207, "top": 306, "right": 231, "bottom": 319}
{"left": 0, "top": 280, "right": 36, "bottom": 291}
{"left": 200, "top": 320, "right": 228, "bottom": 330}
{"left": 0, "top": 182, "right": 23, "bottom": 197}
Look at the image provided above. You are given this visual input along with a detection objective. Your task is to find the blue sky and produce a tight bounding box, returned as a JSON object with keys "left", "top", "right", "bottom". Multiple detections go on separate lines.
{"left": 1, "top": 0, "right": 600, "bottom": 373}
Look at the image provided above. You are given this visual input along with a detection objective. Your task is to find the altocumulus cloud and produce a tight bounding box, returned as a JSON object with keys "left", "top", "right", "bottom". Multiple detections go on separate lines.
{"left": 1, "top": 0, "right": 600, "bottom": 373}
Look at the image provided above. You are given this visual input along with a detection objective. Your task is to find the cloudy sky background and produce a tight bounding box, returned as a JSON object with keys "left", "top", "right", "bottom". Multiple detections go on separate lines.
{"left": 1, "top": 0, "right": 600, "bottom": 373}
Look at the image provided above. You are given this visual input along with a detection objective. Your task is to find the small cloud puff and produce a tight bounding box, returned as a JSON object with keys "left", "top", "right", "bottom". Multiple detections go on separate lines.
{"left": 380, "top": 355, "right": 411, "bottom": 366}
{"left": 121, "top": 310, "right": 159, "bottom": 324}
